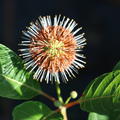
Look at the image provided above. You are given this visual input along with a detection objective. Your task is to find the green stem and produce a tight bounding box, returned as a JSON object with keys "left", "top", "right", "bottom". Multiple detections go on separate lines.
{"left": 55, "top": 82, "right": 64, "bottom": 104}
{"left": 65, "top": 96, "right": 72, "bottom": 104}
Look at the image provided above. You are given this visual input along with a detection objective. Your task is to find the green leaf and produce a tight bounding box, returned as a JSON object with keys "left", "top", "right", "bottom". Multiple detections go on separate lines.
{"left": 0, "top": 44, "right": 42, "bottom": 99}
{"left": 12, "top": 101, "right": 63, "bottom": 120}
{"left": 113, "top": 61, "right": 120, "bottom": 71}
{"left": 80, "top": 70, "right": 120, "bottom": 115}
{"left": 88, "top": 112, "right": 109, "bottom": 120}
{"left": 88, "top": 112, "right": 120, "bottom": 120}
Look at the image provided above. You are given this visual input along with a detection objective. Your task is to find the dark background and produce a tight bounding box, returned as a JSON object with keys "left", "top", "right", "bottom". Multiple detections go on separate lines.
{"left": 0, "top": 0, "right": 120, "bottom": 120}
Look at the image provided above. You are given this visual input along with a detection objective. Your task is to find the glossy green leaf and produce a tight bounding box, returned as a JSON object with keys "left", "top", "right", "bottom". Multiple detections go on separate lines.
{"left": 88, "top": 112, "right": 109, "bottom": 120}
{"left": 12, "top": 101, "right": 63, "bottom": 120}
{"left": 80, "top": 70, "right": 120, "bottom": 115}
{"left": 0, "top": 44, "right": 42, "bottom": 99}
{"left": 113, "top": 61, "right": 120, "bottom": 71}
{"left": 88, "top": 112, "right": 120, "bottom": 120}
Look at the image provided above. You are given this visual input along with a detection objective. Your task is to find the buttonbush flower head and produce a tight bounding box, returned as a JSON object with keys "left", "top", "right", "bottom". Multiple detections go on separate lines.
{"left": 19, "top": 15, "right": 86, "bottom": 83}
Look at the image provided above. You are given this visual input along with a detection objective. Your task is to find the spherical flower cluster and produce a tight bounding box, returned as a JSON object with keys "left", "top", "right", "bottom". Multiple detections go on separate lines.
{"left": 19, "top": 15, "right": 86, "bottom": 83}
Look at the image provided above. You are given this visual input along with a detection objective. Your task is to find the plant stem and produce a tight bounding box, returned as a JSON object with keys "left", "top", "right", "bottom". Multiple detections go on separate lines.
{"left": 55, "top": 82, "right": 68, "bottom": 119}
{"left": 40, "top": 91, "right": 56, "bottom": 102}
{"left": 42, "top": 100, "right": 79, "bottom": 120}
{"left": 64, "top": 100, "right": 79, "bottom": 109}
{"left": 55, "top": 82, "right": 64, "bottom": 103}
{"left": 65, "top": 96, "right": 72, "bottom": 104}
{"left": 60, "top": 106, "right": 68, "bottom": 120}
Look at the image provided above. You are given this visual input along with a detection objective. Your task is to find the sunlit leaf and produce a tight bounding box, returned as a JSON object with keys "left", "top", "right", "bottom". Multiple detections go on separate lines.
{"left": 88, "top": 112, "right": 109, "bottom": 120}
{"left": 80, "top": 70, "right": 120, "bottom": 115}
{"left": 0, "top": 44, "right": 42, "bottom": 99}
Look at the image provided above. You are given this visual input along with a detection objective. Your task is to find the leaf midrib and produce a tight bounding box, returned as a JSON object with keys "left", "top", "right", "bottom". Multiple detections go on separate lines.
{"left": 3, "top": 75, "right": 43, "bottom": 95}
{"left": 80, "top": 94, "right": 119, "bottom": 104}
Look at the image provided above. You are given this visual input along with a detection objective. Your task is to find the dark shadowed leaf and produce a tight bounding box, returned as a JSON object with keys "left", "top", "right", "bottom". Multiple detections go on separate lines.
{"left": 113, "top": 60, "right": 120, "bottom": 71}
{"left": 0, "top": 44, "right": 42, "bottom": 99}
{"left": 13, "top": 101, "right": 63, "bottom": 120}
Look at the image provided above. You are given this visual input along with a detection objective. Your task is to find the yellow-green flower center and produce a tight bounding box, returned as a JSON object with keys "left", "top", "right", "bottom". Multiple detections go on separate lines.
{"left": 47, "top": 39, "right": 64, "bottom": 57}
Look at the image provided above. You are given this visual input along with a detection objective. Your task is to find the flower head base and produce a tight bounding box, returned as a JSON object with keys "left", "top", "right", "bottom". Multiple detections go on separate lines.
{"left": 19, "top": 15, "right": 86, "bottom": 83}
